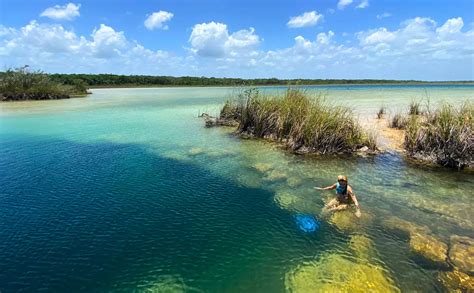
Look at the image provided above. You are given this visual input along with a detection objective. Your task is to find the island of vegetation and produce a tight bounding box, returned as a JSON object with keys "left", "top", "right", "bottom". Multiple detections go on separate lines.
{"left": 203, "top": 88, "right": 377, "bottom": 155}
{"left": 0, "top": 67, "right": 88, "bottom": 101}
{"left": 387, "top": 101, "right": 473, "bottom": 169}
{"left": 205, "top": 88, "right": 473, "bottom": 170}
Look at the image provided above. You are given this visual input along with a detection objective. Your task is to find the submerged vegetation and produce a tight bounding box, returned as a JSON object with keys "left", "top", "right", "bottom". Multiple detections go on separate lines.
{"left": 211, "top": 88, "right": 376, "bottom": 155}
{"left": 0, "top": 67, "right": 88, "bottom": 101}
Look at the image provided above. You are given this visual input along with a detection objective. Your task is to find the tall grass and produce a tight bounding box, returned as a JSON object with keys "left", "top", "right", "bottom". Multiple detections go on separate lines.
{"left": 220, "top": 88, "right": 376, "bottom": 154}
{"left": 408, "top": 100, "right": 422, "bottom": 115}
{"left": 377, "top": 106, "right": 386, "bottom": 119}
{"left": 404, "top": 102, "right": 473, "bottom": 169}
{"left": 390, "top": 113, "right": 409, "bottom": 129}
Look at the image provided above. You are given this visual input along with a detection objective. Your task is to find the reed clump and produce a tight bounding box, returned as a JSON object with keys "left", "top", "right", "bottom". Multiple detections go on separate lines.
{"left": 0, "top": 67, "right": 88, "bottom": 101}
{"left": 409, "top": 100, "right": 422, "bottom": 115}
{"left": 404, "top": 102, "right": 473, "bottom": 169}
{"left": 390, "top": 113, "right": 409, "bottom": 129}
{"left": 376, "top": 106, "right": 386, "bottom": 119}
{"left": 220, "top": 88, "right": 376, "bottom": 154}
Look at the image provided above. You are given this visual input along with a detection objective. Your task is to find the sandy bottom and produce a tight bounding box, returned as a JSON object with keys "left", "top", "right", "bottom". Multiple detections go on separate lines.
{"left": 360, "top": 116, "right": 405, "bottom": 152}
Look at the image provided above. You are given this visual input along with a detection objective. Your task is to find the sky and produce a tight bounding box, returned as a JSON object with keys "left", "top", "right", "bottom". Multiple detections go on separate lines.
{"left": 0, "top": 0, "right": 473, "bottom": 80}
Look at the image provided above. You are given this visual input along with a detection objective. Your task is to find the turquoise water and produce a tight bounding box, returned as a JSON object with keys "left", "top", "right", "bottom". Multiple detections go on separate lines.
{"left": 0, "top": 85, "right": 473, "bottom": 292}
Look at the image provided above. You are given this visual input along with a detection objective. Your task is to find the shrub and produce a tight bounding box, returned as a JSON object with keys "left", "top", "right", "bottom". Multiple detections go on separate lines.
{"left": 0, "top": 67, "right": 88, "bottom": 100}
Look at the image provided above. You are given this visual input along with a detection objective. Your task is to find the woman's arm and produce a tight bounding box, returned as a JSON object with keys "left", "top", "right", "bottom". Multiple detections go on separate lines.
{"left": 348, "top": 186, "right": 361, "bottom": 217}
{"left": 314, "top": 183, "right": 337, "bottom": 191}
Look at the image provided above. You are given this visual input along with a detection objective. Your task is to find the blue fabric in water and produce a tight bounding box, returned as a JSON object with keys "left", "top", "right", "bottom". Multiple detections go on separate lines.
{"left": 295, "top": 214, "right": 320, "bottom": 233}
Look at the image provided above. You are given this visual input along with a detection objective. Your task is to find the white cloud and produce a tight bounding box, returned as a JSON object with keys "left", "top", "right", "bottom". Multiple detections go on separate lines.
{"left": 90, "top": 24, "right": 126, "bottom": 58}
{"left": 0, "top": 16, "right": 473, "bottom": 80}
{"left": 40, "top": 3, "right": 80, "bottom": 21}
{"left": 188, "top": 22, "right": 260, "bottom": 57}
{"left": 338, "top": 0, "right": 353, "bottom": 10}
{"left": 436, "top": 17, "right": 463, "bottom": 35}
{"left": 356, "top": 0, "right": 369, "bottom": 9}
{"left": 227, "top": 28, "right": 260, "bottom": 48}
{"left": 144, "top": 11, "right": 174, "bottom": 30}
{"left": 0, "top": 21, "right": 183, "bottom": 75}
{"left": 317, "top": 31, "right": 334, "bottom": 44}
{"left": 189, "top": 22, "right": 229, "bottom": 57}
{"left": 377, "top": 13, "right": 392, "bottom": 19}
{"left": 287, "top": 11, "right": 323, "bottom": 28}
{"left": 359, "top": 28, "right": 396, "bottom": 45}
{"left": 356, "top": 16, "right": 474, "bottom": 64}
{"left": 253, "top": 17, "right": 474, "bottom": 79}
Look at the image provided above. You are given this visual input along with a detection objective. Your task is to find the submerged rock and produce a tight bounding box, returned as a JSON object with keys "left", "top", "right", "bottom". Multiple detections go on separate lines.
{"left": 138, "top": 274, "right": 194, "bottom": 292}
{"left": 382, "top": 216, "right": 450, "bottom": 265}
{"left": 286, "top": 176, "right": 303, "bottom": 188}
{"left": 264, "top": 169, "right": 287, "bottom": 181}
{"left": 438, "top": 270, "right": 474, "bottom": 292}
{"left": 188, "top": 147, "right": 204, "bottom": 155}
{"left": 285, "top": 253, "right": 399, "bottom": 293}
{"left": 382, "top": 216, "right": 431, "bottom": 237}
{"left": 329, "top": 210, "right": 374, "bottom": 232}
{"left": 449, "top": 235, "right": 474, "bottom": 275}
{"left": 409, "top": 233, "right": 448, "bottom": 265}
{"left": 200, "top": 113, "right": 239, "bottom": 128}
{"left": 349, "top": 234, "right": 375, "bottom": 261}
{"left": 274, "top": 190, "right": 300, "bottom": 212}
{"left": 252, "top": 162, "right": 272, "bottom": 173}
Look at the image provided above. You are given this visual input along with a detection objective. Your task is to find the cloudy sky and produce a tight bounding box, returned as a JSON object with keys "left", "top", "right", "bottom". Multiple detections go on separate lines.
{"left": 0, "top": 0, "right": 473, "bottom": 80}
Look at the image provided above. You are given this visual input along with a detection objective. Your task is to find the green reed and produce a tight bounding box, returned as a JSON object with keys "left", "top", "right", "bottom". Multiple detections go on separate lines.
{"left": 221, "top": 88, "right": 376, "bottom": 154}
{"left": 404, "top": 101, "right": 473, "bottom": 169}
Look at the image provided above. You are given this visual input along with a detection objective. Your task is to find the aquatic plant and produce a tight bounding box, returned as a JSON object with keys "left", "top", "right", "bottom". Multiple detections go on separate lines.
{"left": 408, "top": 100, "right": 422, "bottom": 115}
{"left": 390, "top": 113, "right": 409, "bottom": 129}
{"left": 377, "top": 106, "right": 386, "bottom": 119}
{"left": 220, "top": 88, "right": 376, "bottom": 154}
{"left": 0, "top": 66, "right": 88, "bottom": 101}
{"left": 403, "top": 102, "right": 473, "bottom": 169}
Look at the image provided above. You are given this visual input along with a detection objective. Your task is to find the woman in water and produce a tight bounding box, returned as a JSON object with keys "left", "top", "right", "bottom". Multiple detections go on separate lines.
{"left": 315, "top": 175, "right": 362, "bottom": 218}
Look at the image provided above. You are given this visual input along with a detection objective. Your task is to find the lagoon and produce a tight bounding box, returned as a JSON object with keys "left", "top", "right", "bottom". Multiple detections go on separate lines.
{"left": 1, "top": 85, "right": 473, "bottom": 291}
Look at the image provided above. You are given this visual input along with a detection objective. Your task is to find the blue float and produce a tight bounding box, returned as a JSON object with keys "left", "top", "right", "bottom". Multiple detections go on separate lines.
{"left": 295, "top": 214, "right": 320, "bottom": 233}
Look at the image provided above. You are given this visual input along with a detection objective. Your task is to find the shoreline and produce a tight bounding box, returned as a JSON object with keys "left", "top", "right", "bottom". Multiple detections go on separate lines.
{"left": 88, "top": 82, "right": 474, "bottom": 90}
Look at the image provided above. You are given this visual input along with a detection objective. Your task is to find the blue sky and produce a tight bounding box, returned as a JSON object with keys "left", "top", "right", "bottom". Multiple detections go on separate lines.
{"left": 0, "top": 0, "right": 473, "bottom": 80}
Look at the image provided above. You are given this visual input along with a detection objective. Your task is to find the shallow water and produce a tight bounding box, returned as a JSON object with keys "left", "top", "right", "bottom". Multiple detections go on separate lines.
{"left": 1, "top": 85, "right": 473, "bottom": 292}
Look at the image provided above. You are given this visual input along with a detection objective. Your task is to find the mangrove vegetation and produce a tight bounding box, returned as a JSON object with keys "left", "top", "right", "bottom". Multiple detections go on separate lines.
{"left": 0, "top": 67, "right": 88, "bottom": 101}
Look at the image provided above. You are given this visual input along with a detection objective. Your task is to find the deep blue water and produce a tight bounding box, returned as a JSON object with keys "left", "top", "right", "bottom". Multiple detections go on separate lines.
{"left": 0, "top": 135, "right": 344, "bottom": 292}
{"left": 1, "top": 86, "right": 472, "bottom": 292}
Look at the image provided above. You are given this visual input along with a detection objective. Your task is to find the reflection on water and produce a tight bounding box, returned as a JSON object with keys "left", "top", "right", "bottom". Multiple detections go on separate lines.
{"left": 0, "top": 86, "right": 473, "bottom": 292}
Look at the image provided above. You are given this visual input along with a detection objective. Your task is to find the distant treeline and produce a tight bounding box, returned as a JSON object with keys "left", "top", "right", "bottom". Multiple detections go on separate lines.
{"left": 45, "top": 73, "right": 473, "bottom": 87}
